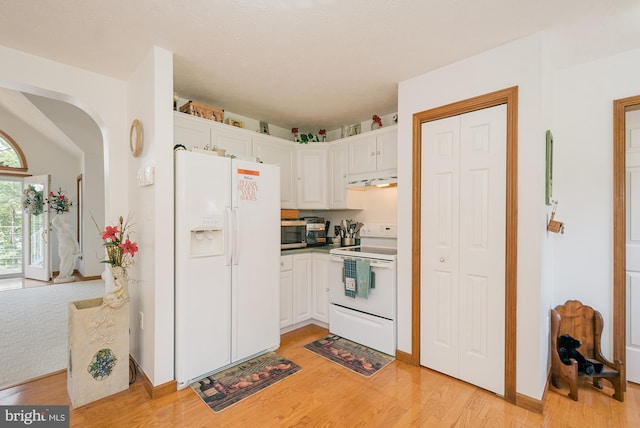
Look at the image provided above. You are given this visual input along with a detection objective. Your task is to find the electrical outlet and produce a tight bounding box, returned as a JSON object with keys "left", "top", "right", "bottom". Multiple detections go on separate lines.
{"left": 139, "top": 312, "right": 144, "bottom": 330}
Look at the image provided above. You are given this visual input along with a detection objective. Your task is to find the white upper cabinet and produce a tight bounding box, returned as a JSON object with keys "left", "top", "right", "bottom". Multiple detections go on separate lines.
{"left": 211, "top": 126, "right": 252, "bottom": 158}
{"left": 174, "top": 112, "right": 252, "bottom": 157}
{"left": 175, "top": 112, "right": 394, "bottom": 211}
{"left": 329, "top": 142, "right": 362, "bottom": 209}
{"left": 296, "top": 145, "right": 328, "bottom": 209}
{"left": 254, "top": 136, "right": 296, "bottom": 209}
{"left": 348, "top": 126, "right": 398, "bottom": 175}
{"left": 174, "top": 114, "right": 211, "bottom": 150}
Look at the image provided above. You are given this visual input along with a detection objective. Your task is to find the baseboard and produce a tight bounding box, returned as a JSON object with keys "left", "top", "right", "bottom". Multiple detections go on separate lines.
{"left": 395, "top": 349, "right": 419, "bottom": 366}
{"left": 50, "top": 270, "right": 101, "bottom": 282}
{"left": 392, "top": 350, "right": 547, "bottom": 414}
{"left": 135, "top": 360, "right": 177, "bottom": 399}
{"left": 280, "top": 319, "right": 328, "bottom": 335}
{"left": 515, "top": 375, "right": 548, "bottom": 415}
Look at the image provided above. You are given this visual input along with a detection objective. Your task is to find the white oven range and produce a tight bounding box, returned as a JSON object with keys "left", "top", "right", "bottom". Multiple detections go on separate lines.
{"left": 328, "top": 224, "right": 397, "bottom": 355}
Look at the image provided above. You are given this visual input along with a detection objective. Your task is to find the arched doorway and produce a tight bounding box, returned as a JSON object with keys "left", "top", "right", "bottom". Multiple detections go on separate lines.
{"left": 0, "top": 85, "right": 105, "bottom": 283}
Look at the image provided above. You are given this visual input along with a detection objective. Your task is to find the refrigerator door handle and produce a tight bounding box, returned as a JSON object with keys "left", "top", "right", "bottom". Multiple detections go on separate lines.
{"left": 232, "top": 207, "right": 240, "bottom": 265}
{"left": 225, "top": 208, "right": 233, "bottom": 266}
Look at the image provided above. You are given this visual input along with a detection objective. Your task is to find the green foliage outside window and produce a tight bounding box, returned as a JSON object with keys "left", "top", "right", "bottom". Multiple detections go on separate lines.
{"left": 0, "top": 135, "right": 21, "bottom": 168}
{"left": 0, "top": 179, "right": 23, "bottom": 273}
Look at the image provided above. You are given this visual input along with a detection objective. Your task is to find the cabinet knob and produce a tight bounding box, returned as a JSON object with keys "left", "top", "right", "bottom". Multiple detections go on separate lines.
{"left": 370, "top": 152, "right": 375, "bottom": 156}
{"left": 376, "top": 150, "right": 380, "bottom": 155}
{"left": 439, "top": 257, "right": 445, "bottom": 262}
{"left": 326, "top": 288, "right": 329, "bottom": 292}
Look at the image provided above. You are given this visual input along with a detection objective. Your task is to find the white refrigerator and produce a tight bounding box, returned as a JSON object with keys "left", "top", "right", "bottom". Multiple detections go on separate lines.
{"left": 174, "top": 150, "right": 281, "bottom": 388}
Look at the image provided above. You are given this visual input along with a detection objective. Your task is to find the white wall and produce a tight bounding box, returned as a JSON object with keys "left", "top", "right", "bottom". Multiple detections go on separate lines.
{"left": 302, "top": 187, "right": 398, "bottom": 237}
{"left": 0, "top": 45, "right": 129, "bottom": 238}
{"left": 552, "top": 48, "right": 640, "bottom": 355}
{"left": 127, "top": 46, "right": 175, "bottom": 386}
{"left": 398, "top": 33, "right": 549, "bottom": 400}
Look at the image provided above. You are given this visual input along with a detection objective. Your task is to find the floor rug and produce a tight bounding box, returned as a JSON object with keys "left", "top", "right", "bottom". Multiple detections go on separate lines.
{"left": 190, "top": 352, "right": 301, "bottom": 413}
{"left": 304, "top": 334, "right": 394, "bottom": 378}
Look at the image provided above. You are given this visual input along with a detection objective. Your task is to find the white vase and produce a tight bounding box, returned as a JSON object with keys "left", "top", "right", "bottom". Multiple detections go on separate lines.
{"left": 103, "top": 265, "right": 130, "bottom": 309}
{"left": 371, "top": 121, "right": 381, "bottom": 131}
{"left": 52, "top": 212, "right": 78, "bottom": 283}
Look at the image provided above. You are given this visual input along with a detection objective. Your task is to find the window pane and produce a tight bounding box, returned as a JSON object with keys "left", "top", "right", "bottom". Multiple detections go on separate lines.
{"left": 0, "top": 179, "right": 23, "bottom": 275}
{"left": 0, "top": 135, "right": 21, "bottom": 168}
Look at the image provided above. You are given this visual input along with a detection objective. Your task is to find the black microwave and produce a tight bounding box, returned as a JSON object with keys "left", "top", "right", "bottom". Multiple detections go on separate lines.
{"left": 281, "top": 219, "right": 307, "bottom": 250}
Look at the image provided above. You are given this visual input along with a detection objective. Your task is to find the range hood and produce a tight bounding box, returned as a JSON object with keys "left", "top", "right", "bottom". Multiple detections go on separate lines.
{"left": 347, "top": 174, "right": 398, "bottom": 189}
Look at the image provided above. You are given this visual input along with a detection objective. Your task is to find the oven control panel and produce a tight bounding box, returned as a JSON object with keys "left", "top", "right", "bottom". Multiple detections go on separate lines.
{"left": 359, "top": 223, "right": 397, "bottom": 238}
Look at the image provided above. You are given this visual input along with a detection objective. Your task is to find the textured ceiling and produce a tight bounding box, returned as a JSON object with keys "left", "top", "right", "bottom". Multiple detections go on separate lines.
{"left": 0, "top": 0, "right": 639, "bottom": 131}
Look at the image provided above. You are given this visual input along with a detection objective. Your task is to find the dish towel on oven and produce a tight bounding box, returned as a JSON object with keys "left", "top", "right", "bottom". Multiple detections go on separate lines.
{"left": 356, "top": 259, "right": 371, "bottom": 298}
{"left": 343, "top": 259, "right": 357, "bottom": 298}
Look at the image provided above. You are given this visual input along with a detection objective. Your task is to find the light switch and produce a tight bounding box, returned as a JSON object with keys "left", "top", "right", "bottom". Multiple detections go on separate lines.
{"left": 144, "top": 166, "right": 155, "bottom": 185}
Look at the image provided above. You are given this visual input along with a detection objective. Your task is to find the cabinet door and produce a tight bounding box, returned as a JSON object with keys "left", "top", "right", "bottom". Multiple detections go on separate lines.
{"left": 348, "top": 135, "right": 377, "bottom": 175}
{"left": 329, "top": 143, "right": 362, "bottom": 209}
{"left": 312, "top": 254, "right": 330, "bottom": 323}
{"left": 174, "top": 113, "right": 211, "bottom": 150}
{"left": 376, "top": 128, "right": 398, "bottom": 172}
{"left": 329, "top": 143, "right": 348, "bottom": 208}
{"left": 211, "top": 126, "right": 253, "bottom": 158}
{"left": 292, "top": 254, "right": 312, "bottom": 324}
{"left": 280, "top": 270, "right": 293, "bottom": 328}
{"left": 254, "top": 137, "right": 296, "bottom": 209}
{"left": 296, "top": 146, "right": 328, "bottom": 209}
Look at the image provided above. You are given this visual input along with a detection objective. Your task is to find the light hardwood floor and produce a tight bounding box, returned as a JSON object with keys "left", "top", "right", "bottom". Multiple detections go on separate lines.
{"left": 1, "top": 324, "right": 639, "bottom": 427}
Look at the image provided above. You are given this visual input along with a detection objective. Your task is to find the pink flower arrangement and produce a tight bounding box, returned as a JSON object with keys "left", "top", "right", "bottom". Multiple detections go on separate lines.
{"left": 318, "top": 129, "right": 326, "bottom": 136}
{"left": 372, "top": 115, "right": 383, "bottom": 127}
{"left": 47, "top": 188, "right": 72, "bottom": 214}
{"left": 97, "top": 215, "right": 138, "bottom": 268}
{"left": 291, "top": 127, "right": 299, "bottom": 134}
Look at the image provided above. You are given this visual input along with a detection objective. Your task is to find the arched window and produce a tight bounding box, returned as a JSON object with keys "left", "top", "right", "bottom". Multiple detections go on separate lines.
{"left": 0, "top": 130, "right": 28, "bottom": 174}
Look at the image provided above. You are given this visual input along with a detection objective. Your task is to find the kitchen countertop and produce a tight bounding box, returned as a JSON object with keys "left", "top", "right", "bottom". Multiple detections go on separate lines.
{"left": 281, "top": 244, "right": 343, "bottom": 256}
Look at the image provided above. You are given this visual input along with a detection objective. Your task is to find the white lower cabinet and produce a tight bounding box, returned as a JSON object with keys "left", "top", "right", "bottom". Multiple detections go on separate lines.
{"left": 279, "top": 256, "right": 293, "bottom": 329}
{"left": 311, "top": 253, "right": 329, "bottom": 323}
{"left": 292, "top": 253, "right": 312, "bottom": 324}
{"left": 280, "top": 252, "right": 330, "bottom": 331}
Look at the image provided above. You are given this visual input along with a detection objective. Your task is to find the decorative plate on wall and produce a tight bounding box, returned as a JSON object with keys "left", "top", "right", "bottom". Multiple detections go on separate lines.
{"left": 130, "top": 119, "right": 143, "bottom": 157}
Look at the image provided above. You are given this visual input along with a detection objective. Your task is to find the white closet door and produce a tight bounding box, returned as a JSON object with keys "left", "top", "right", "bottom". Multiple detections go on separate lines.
{"left": 420, "top": 105, "right": 506, "bottom": 396}
{"left": 420, "top": 115, "right": 461, "bottom": 378}
{"left": 626, "top": 111, "right": 640, "bottom": 384}
{"left": 457, "top": 105, "right": 506, "bottom": 395}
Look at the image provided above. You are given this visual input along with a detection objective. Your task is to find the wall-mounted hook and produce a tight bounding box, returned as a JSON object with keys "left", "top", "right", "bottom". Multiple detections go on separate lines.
{"left": 547, "top": 200, "right": 565, "bottom": 234}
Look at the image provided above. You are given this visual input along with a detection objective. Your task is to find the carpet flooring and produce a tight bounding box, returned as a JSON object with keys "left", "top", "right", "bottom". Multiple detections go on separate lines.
{"left": 304, "top": 334, "right": 394, "bottom": 377}
{"left": 0, "top": 280, "right": 104, "bottom": 389}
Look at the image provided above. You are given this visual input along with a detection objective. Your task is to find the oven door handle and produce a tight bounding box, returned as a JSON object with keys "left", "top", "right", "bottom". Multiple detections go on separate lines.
{"left": 330, "top": 255, "right": 394, "bottom": 269}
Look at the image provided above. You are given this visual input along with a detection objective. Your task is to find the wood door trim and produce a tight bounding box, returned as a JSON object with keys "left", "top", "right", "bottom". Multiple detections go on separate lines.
{"left": 613, "top": 95, "right": 640, "bottom": 390}
{"left": 410, "top": 86, "right": 518, "bottom": 404}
